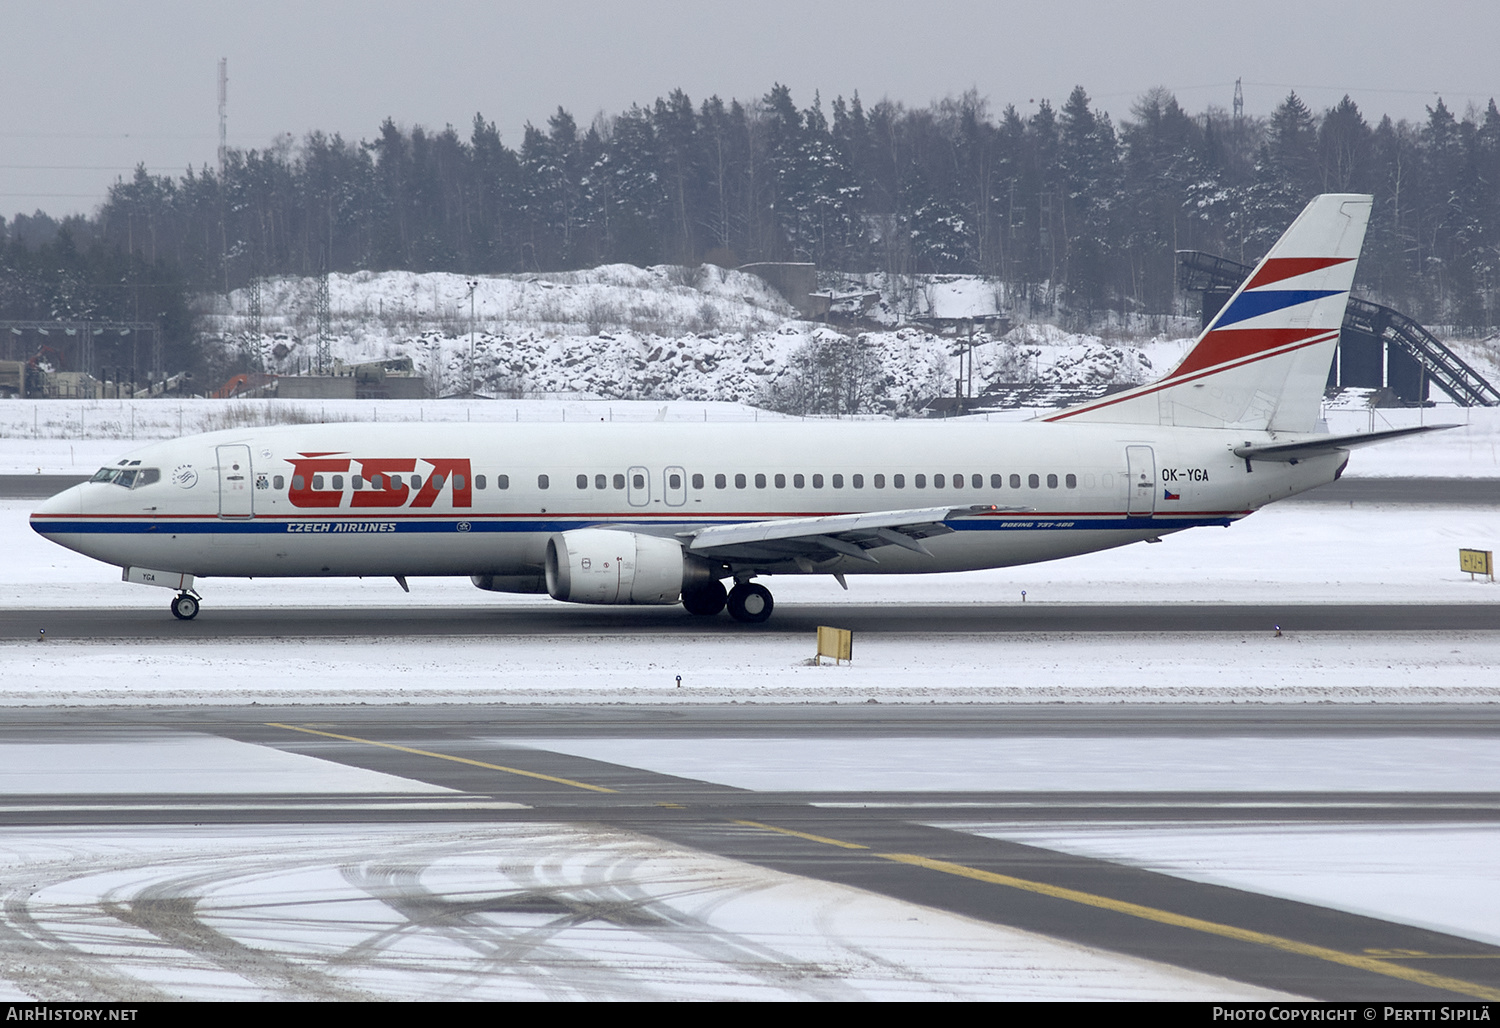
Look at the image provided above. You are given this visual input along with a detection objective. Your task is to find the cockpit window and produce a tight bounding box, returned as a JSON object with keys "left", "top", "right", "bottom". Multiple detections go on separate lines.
{"left": 90, "top": 466, "right": 160, "bottom": 488}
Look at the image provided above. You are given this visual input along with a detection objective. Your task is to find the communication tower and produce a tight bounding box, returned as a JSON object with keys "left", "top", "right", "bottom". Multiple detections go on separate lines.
{"left": 1233, "top": 78, "right": 1244, "bottom": 127}
{"left": 217, "top": 58, "right": 228, "bottom": 178}
{"left": 314, "top": 265, "right": 332, "bottom": 374}
{"left": 246, "top": 273, "right": 263, "bottom": 368}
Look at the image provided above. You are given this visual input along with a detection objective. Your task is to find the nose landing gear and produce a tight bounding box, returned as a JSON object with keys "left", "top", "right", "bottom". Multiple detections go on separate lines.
{"left": 171, "top": 592, "right": 201, "bottom": 621}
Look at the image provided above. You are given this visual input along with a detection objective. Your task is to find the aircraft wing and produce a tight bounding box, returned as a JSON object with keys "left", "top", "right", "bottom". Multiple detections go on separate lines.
{"left": 1232, "top": 424, "right": 1456, "bottom": 463}
{"left": 678, "top": 504, "right": 1018, "bottom": 564}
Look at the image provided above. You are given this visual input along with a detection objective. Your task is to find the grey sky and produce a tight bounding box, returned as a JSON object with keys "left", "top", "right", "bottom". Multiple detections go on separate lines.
{"left": 3, "top": 0, "right": 1496, "bottom": 221}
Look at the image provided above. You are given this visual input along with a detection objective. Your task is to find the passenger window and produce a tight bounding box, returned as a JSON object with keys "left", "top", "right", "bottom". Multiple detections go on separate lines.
{"left": 775, "top": 473, "right": 786, "bottom": 488}
{"left": 292, "top": 475, "right": 305, "bottom": 491}
{"left": 934, "top": 474, "right": 946, "bottom": 488}
{"left": 793, "top": 474, "right": 805, "bottom": 488}
{"left": 893, "top": 474, "right": 905, "bottom": 488}
{"left": 874, "top": 474, "right": 885, "bottom": 488}
{"left": 1010, "top": 474, "right": 1021, "bottom": 488}
{"left": 715, "top": 473, "right": 727, "bottom": 489}
{"left": 754, "top": 473, "right": 766, "bottom": 488}
{"left": 735, "top": 473, "right": 747, "bottom": 489}
{"left": 411, "top": 475, "right": 422, "bottom": 489}
{"left": 632, "top": 473, "right": 645, "bottom": 489}
{"left": 852, "top": 474, "right": 864, "bottom": 488}
{"left": 1066, "top": 474, "right": 1077, "bottom": 489}
{"left": 1028, "top": 474, "right": 1040, "bottom": 489}
{"left": 453, "top": 474, "right": 465, "bottom": 490}
{"left": 352, "top": 475, "right": 363, "bottom": 491}
{"left": 951, "top": 474, "right": 962, "bottom": 489}
{"left": 915, "top": 474, "right": 926, "bottom": 489}
{"left": 312, "top": 475, "right": 324, "bottom": 490}
{"left": 538, "top": 474, "right": 549, "bottom": 489}
{"left": 812, "top": 474, "right": 824, "bottom": 488}
{"left": 498, "top": 475, "right": 510, "bottom": 489}
{"left": 691, "top": 473, "right": 703, "bottom": 489}
{"left": 476, "top": 475, "right": 487, "bottom": 490}
{"left": 669, "top": 473, "right": 682, "bottom": 489}
{"left": 332, "top": 475, "right": 344, "bottom": 490}
{"left": 595, "top": 474, "right": 607, "bottom": 490}
{"left": 615, "top": 473, "right": 627, "bottom": 489}
{"left": 972, "top": 474, "right": 982, "bottom": 488}
{"left": 274, "top": 475, "right": 285, "bottom": 490}
{"left": 991, "top": 474, "right": 1002, "bottom": 488}
{"left": 1047, "top": 474, "right": 1058, "bottom": 488}
{"left": 577, "top": 474, "right": 588, "bottom": 489}
{"left": 832, "top": 474, "right": 844, "bottom": 488}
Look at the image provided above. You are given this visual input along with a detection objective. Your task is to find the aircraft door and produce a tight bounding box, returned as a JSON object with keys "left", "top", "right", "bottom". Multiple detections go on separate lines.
{"left": 1125, "top": 445, "right": 1156, "bottom": 517}
{"left": 216, "top": 444, "right": 254, "bottom": 518}
{"left": 663, "top": 466, "right": 686, "bottom": 507}
{"left": 627, "top": 465, "right": 650, "bottom": 507}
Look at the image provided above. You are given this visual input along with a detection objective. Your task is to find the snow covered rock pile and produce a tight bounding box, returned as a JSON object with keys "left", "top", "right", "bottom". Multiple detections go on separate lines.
{"left": 202, "top": 266, "right": 1196, "bottom": 414}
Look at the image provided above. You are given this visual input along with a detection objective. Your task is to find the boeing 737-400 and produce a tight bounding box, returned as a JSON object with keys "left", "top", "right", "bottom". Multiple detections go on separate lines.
{"left": 30, "top": 193, "right": 1443, "bottom": 622}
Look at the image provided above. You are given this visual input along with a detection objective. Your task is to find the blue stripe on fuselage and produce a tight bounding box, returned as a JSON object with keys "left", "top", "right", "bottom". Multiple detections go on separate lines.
{"left": 31, "top": 514, "right": 1236, "bottom": 535}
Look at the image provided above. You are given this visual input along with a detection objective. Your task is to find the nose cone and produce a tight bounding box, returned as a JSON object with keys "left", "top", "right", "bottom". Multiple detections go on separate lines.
{"left": 30, "top": 483, "right": 82, "bottom": 538}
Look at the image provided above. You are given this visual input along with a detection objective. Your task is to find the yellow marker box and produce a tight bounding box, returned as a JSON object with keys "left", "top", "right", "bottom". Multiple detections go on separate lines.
{"left": 1460, "top": 548, "right": 1494, "bottom": 579}
{"left": 816, "top": 625, "right": 853, "bottom": 665}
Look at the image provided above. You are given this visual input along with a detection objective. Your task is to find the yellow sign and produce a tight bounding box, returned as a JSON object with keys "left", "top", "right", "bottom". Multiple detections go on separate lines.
{"left": 816, "top": 625, "right": 853, "bottom": 665}
{"left": 1460, "top": 549, "right": 1494, "bottom": 580}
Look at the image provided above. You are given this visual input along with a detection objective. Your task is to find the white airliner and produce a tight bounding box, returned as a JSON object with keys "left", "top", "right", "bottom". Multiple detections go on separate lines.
{"left": 30, "top": 193, "right": 1440, "bottom": 623}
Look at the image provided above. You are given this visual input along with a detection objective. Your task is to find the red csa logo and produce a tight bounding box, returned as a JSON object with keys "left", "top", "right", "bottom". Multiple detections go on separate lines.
{"left": 287, "top": 454, "right": 473, "bottom": 509}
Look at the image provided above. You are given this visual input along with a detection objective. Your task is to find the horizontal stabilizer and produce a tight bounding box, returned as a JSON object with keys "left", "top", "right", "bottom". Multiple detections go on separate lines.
{"left": 1232, "top": 424, "right": 1457, "bottom": 463}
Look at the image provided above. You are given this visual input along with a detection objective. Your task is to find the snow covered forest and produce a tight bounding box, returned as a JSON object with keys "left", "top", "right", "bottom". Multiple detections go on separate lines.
{"left": 2, "top": 82, "right": 1498, "bottom": 380}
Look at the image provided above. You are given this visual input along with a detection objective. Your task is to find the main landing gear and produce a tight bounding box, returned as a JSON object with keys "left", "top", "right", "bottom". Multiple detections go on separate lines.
{"left": 725, "top": 581, "right": 773, "bottom": 624}
{"left": 683, "top": 579, "right": 773, "bottom": 622}
{"left": 170, "top": 591, "right": 200, "bottom": 621}
{"left": 682, "top": 579, "right": 727, "bottom": 616}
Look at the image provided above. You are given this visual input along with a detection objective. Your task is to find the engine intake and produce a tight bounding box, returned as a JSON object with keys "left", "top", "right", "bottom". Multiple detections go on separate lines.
{"left": 545, "top": 528, "right": 713, "bottom": 605}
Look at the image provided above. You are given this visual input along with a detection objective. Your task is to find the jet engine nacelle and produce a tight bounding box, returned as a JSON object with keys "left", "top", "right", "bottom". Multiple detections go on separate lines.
{"left": 545, "top": 528, "right": 713, "bottom": 605}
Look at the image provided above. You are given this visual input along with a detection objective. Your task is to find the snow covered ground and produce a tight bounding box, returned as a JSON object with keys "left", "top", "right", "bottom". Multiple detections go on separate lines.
{"left": 0, "top": 732, "right": 1289, "bottom": 1002}
{"left": 0, "top": 819, "right": 1287, "bottom": 1002}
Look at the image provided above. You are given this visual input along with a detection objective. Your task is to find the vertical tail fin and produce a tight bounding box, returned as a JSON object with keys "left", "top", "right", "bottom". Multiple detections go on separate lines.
{"left": 1048, "top": 193, "right": 1372, "bottom": 431}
